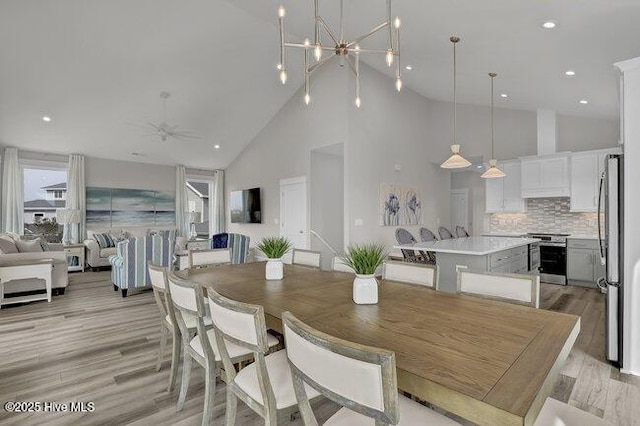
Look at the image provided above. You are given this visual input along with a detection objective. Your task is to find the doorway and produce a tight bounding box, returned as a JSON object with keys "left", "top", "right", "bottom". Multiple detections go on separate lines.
{"left": 280, "top": 176, "right": 308, "bottom": 250}
{"left": 450, "top": 188, "right": 469, "bottom": 234}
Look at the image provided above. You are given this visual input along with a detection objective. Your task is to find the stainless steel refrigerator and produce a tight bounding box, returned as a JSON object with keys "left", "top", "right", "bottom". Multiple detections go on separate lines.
{"left": 598, "top": 153, "right": 624, "bottom": 367}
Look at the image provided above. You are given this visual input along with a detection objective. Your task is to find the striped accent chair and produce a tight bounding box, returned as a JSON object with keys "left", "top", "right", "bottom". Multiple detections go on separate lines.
{"left": 109, "top": 230, "right": 176, "bottom": 297}
{"left": 209, "top": 233, "right": 250, "bottom": 264}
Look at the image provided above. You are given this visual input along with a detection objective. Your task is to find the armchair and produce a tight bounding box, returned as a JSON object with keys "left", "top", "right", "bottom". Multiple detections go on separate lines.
{"left": 210, "top": 232, "right": 250, "bottom": 264}
{"left": 109, "top": 230, "right": 175, "bottom": 297}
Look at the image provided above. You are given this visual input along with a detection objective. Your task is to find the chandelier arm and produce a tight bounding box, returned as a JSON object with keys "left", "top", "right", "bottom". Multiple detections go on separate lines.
{"left": 395, "top": 26, "right": 401, "bottom": 79}
{"left": 352, "top": 48, "right": 396, "bottom": 55}
{"left": 345, "top": 55, "right": 358, "bottom": 77}
{"left": 314, "top": 0, "right": 320, "bottom": 46}
{"left": 346, "top": 21, "right": 389, "bottom": 48}
{"left": 284, "top": 42, "right": 334, "bottom": 51}
{"left": 279, "top": 12, "right": 285, "bottom": 68}
{"left": 387, "top": 0, "right": 393, "bottom": 50}
{"left": 317, "top": 16, "right": 339, "bottom": 45}
{"left": 306, "top": 53, "right": 337, "bottom": 74}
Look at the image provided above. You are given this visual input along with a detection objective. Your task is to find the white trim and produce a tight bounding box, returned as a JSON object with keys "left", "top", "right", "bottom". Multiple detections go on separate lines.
{"left": 614, "top": 57, "right": 640, "bottom": 73}
{"left": 19, "top": 158, "right": 68, "bottom": 170}
{"left": 279, "top": 176, "right": 306, "bottom": 186}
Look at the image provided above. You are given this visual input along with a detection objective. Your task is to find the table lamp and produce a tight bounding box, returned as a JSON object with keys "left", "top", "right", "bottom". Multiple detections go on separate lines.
{"left": 56, "top": 208, "right": 81, "bottom": 245}
{"left": 188, "top": 211, "right": 201, "bottom": 240}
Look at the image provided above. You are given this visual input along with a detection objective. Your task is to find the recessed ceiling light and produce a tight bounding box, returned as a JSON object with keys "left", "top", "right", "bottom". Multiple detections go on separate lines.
{"left": 42, "top": 116, "right": 52, "bottom": 122}
{"left": 541, "top": 21, "right": 557, "bottom": 29}
{"left": 565, "top": 70, "right": 576, "bottom": 76}
{"left": 214, "top": 144, "right": 220, "bottom": 149}
{"left": 579, "top": 99, "right": 589, "bottom": 104}
{"left": 404, "top": 65, "right": 413, "bottom": 70}
{"left": 500, "top": 93, "right": 508, "bottom": 98}
{"left": 476, "top": 165, "right": 483, "bottom": 169}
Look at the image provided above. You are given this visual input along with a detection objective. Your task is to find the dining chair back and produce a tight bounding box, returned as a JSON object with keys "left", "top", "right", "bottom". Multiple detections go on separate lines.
{"left": 207, "top": 288, "right": 313, "bottom": 425}
{"left": 166, "top": 271, "right": 220, "bottom": 424}
{"left": 455, "top": 225, "right": 470, "bottom": 238}
{"left": 292, "top": 249, "right": 321, "bottom": 268}
{"left": 148, "top": 262, "right": 180, "bottom": 391}
{"left": 332, "top": 255, "right": 354, "bottom": 273}
{"left": 189, "top": 248, "right": 231, "bottom": 269}
{"left": 395, "top": 228, "right": 429, "bottom": 263}
{"left": 382, "top": 261, "right": 437, "bottom": 288}
{"left": 282, "top": 311, "right": 459, "bottom": 426}
{"left": 457, "top": 270, "right": 540, "bottom": 308}
{"left": 438, "top": 226, "right": 454, "bottom": 240}
{"left": 419, "top": 227, "right": 438, "bottom": 242}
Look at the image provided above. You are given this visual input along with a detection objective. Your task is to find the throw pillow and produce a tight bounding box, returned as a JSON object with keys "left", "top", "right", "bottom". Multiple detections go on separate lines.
{"left": 16, "top": 239, "right": 44, "bottom": 253}
{"left": 93, "top": 233, "right": 115, "bottom": 249}
{"left": 0, "top": 235, "right": 19, "bottom": 254}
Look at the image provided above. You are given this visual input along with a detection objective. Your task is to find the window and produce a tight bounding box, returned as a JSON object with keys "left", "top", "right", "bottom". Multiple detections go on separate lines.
{"left": 23, "top": 165, "right": 67, "bottom": 242}
{"left": 186, "top": 178, "right": 213, "bottom": 238}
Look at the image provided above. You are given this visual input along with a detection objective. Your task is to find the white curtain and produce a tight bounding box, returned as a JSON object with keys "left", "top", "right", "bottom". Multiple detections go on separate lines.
{"left": 1, "top": 148, "right": 24, "bottom": 234}
{"left": 212, "top": 170, "right": 225, "bottom": 234}
{"left": 175, "top": 165, "right": 189, "bottom": 237}
{"left": 66, "top": 154, "right": 86, "bottom": 244}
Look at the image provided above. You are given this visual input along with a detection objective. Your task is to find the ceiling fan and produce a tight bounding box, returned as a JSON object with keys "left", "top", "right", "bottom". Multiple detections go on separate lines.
{"left": 135, "top": 92, "right": 200, "bottom": 142}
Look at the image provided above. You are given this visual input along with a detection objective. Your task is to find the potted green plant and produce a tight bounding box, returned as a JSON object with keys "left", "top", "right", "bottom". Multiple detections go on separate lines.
{"left": 257, "top": 237, "right": 292, "bottom": 280}
{"left": 340, "top": 243, "right": 387, "bottom": 304}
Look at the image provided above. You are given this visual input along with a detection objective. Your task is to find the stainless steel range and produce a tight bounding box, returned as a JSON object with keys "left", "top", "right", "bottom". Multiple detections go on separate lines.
{"left": 526, "top": 233, "right": 569, "bottom": 285}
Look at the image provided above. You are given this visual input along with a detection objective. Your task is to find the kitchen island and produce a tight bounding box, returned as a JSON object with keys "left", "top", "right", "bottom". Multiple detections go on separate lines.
{"left": 393, "top": 236, "right": 540, "bottom": 292}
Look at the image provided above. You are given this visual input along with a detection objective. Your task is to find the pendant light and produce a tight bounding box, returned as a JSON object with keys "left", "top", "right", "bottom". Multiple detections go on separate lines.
{"left": 481, "top": 72, "right": 506, "bottom": 178}
{"left": 441, "top": 36, "right": 471, "bottom": 169}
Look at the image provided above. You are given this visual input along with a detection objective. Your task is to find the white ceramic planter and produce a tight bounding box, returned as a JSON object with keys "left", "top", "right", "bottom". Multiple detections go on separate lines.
{"left": 265, "top": 258, "right": 284, "bottom": 280}
{"left": 353, "top": 274, "right": 378, "bottom": 304}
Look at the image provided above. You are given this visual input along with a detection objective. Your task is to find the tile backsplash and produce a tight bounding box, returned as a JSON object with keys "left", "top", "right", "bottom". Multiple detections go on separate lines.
{"left": 488, "top": 198, "right": 598, "bottom": 235}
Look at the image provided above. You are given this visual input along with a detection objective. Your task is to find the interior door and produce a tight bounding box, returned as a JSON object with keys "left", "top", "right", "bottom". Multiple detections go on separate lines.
{"left": 280, "top": 177, "right": 308, "bottom": 249}
{"left": 450, "top": 189, "right": 469, "bottom": 233}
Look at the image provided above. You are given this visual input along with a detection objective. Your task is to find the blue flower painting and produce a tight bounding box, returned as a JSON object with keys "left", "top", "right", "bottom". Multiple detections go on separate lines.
{"left": 380, "top": 184, "right": 423, "bottom": 226}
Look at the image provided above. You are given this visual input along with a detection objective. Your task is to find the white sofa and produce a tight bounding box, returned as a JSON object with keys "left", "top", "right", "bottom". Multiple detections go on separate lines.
{"left": 0, "top": 233, "right": 69, "bottom": 295}
{"left": 84, "top": 227, "right": 177, "bottom": 271}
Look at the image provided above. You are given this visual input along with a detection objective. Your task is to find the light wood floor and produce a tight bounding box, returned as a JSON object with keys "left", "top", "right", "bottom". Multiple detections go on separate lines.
{"left": 0, "top": 272, "right": 638, "bottom": 425}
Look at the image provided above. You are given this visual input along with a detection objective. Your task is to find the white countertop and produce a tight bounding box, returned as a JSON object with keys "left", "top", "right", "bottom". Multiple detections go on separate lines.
{"left": 393, "top": 237, "right": 540, "bottom": 256}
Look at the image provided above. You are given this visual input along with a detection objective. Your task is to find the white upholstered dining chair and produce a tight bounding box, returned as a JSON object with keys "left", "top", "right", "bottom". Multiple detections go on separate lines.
{"left": 166, "top": 272, "right": 278, "bottom": 425}
{"left": 457, "top": 270, "right": 540, "bottom": 308}
{"left": 292, "top": 249, "right": 321, "bottom": 268}
{"left": 332, "top": 255, "right": 354, "bottom": 273}
{"left": 148, "top": 262, "right": 180, "bottom": 392}
{"left": 188, "top": 248, "right": 231, "bottom": 269}
{"left": 382, "top": 260, "right": 437, "bottom": 288}
{"left": 206, "top": 288, "right": 321, "bottom": 425}
{"left": 282, "top": 311, "right": 460, "bottom": 426}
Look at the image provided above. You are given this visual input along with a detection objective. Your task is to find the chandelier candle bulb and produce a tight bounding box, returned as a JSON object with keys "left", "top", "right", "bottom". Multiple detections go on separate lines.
{"left": 394, "top": 16, "right": 401, "bottom": 28}
{"left": 314, "top": 43, "right": 322, "bottom": 61}
{"left": 278, "top": 5, "right": 285, "bottom": 18}
{"left": 386, "top": 49, "right": 394, "bottom": 67}
{"left": 279, "top": 69, "right": 287, "bottom": 85}
{"left": 396, "top": 77, "right": 402, "bottom": 92}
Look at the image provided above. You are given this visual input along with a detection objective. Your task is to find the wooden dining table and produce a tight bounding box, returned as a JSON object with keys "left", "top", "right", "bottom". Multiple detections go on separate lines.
{"left": 179, "top": 262, "right": 580, "bottom": 426}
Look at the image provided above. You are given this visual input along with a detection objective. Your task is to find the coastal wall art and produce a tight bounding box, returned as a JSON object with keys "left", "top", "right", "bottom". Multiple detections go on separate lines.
{"left": 379, "top": 184, "right": 423, "bottom": 226}
{"left": 86, "top": 187, "right": 175, "bottom": 227}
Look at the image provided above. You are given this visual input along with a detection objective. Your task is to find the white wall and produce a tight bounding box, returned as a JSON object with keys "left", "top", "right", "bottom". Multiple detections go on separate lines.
{"left": 226, "top": 64, "right": 349, "bottom": 245}
{"left": 346, "top": 64, "right": 451, "bottom": 247}
{"left": 85, "top": 157, "right": 174, "bottom": 191}
{"left": 450, "top": 171, "right": 486, "bottom": 235}
{"left": 617, "top": 57, "right": 640, "bottom": 376}
{"left": 557, "top": 114, "right": 620, "bottom": 152}
{"left": 310, "top": 147, "right": 344, "bottom": 269}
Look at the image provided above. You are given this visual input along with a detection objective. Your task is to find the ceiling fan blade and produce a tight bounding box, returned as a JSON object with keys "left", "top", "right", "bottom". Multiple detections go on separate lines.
{"left": 172, "top": 133, "right": 202, "bottom": 140}
{"left": 146, "top": 122, "right": 162, "bottom": 131}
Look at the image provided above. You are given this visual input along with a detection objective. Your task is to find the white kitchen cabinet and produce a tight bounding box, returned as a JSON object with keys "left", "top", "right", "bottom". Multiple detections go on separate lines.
{"left": 567, "top": 238, "right": 605, "bottom": 287}
{"left": 485, "top": 160, "right": 526, "bottom": 213}
{"left": 570, "top": 148, "right": 621, "bottom": 212}
{"left": 520, "top": 153, "right": 571, "bottom": 198}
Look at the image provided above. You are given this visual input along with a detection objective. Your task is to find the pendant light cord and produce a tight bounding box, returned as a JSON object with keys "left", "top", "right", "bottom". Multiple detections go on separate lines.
{"left": 452, "top": 38, "right": 457, "bottom": 146}
{"left": 490, "top": 73, "right": 494, "bottom": 158}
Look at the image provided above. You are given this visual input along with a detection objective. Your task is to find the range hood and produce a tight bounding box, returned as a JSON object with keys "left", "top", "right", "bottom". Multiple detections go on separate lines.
{"left": 519, "top": 109, "right": 571, "bottom": 198}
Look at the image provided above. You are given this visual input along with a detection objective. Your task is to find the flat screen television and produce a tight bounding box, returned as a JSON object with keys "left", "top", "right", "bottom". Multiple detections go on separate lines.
{"left": 230, "top": 187, "right": 262, "bottom": 223}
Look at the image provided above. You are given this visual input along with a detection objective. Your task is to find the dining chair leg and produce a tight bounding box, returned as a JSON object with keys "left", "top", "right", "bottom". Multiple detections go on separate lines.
{"left": 224, "top": 389, "right": 237, "bottom": 426}
{"left": 156, "top": 325, "right": 168, "bottom": 372}
{"left": 177, "top": 350, "right": 192, "bottom": 411}
{"left": 168, "top": 329, "right": 180, "bottom": 392}
{"left": 201, "top": 365, "right": 217, "bottom": 426}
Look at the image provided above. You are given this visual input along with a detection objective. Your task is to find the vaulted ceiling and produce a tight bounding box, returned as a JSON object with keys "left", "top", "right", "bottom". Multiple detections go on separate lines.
{"left": 1, "top": 0, "right": 639, "bottom": 169}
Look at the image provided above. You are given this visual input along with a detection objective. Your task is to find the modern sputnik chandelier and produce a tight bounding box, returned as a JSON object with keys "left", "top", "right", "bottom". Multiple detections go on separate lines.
{"left": 481, "top": 72, "right": 506, "bottom": 178}
{"left": 440, "top": 36, "right": 472, "bottom": 169}
{"left": 277, "top": 0, "right": 402, "bottom": 107}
